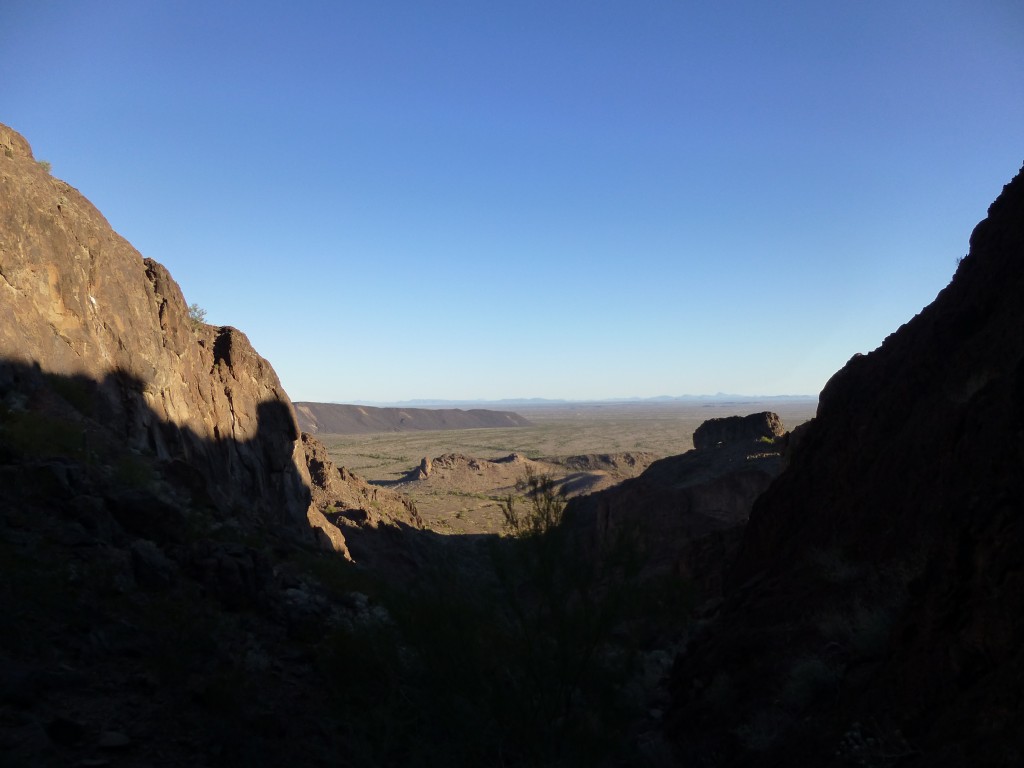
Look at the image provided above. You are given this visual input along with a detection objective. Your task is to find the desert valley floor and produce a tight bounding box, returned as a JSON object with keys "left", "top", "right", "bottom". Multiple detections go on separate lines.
{"left": 317, "top": 399, "right": 818, "bottom": 534}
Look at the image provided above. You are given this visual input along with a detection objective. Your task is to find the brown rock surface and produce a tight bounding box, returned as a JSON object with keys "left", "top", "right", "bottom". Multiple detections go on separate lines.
{"left": 302, "top": 432, "right": 421, "bottom": 531}
{"left": 418, "top": 456, "right": 432, "bottom": 478}
{"left": 668, "top": 166, "right": 1024, "bottom": 765}
{"left": 0, "top": 122, "right": 344, "bottom": 548}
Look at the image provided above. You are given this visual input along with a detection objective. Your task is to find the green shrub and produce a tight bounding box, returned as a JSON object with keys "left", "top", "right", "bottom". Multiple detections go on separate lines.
{"left": 188, "top": 302, "right": 207, "bottom": 331}
{"left": 499, "top": 465, "right": 565, "bottom": 537}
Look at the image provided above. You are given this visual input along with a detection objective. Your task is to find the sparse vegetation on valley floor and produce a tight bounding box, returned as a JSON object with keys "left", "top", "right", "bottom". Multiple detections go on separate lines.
{"left": 319, "top": 400, "right": 817, "bottom": 535}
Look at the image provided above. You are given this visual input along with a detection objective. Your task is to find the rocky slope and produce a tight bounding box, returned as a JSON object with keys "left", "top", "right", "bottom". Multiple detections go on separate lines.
{"left": 302, "top": 432, "right": 421, "bottom": 530}
{"left": 294, "top": 401, "right": 532, "bottom": 434}
{"left": 669, "top": 166, "right": 1024, "bottom": 765}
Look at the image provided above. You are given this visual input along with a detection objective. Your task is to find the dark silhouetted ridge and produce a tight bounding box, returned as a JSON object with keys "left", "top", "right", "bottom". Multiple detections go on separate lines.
{"left": 668, "top": 166, "right": 1024, "bottom": 766}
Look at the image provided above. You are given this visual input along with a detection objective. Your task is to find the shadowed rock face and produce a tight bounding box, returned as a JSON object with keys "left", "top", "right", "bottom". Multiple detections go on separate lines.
{"left": 692, "top": 412, "right": 784, "bottom": 450}
{"left": 0, "top": 357, "right": 435, "bottom": 765}
{"left": 669, "top": 166, "right": 1024, "bottom": 766}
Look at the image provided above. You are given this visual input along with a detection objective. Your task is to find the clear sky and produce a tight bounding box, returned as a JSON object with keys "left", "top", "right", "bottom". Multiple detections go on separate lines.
{"left": 3, "top": 1, "right": 1022, "bottom": 402}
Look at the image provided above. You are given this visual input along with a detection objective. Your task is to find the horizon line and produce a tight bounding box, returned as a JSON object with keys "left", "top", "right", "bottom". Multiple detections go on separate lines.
{"left": 295, "top": 393, "right": 820, "bottom": 407}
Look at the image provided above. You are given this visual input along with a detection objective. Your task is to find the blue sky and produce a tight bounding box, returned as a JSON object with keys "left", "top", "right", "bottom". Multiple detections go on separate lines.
{"left": 3, "top": 1, "right": 1022, "bottom": 402}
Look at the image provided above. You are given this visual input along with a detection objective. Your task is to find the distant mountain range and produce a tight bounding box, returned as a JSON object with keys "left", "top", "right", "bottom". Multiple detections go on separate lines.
{"left": 293, "top": 402, "right": 533, "bottom": 434}
{"left": 343, "top": 394, "right": 818, "bottom": 408}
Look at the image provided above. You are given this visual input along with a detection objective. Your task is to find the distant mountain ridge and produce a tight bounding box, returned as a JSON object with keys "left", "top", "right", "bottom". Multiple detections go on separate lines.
{"left": 350, "top": 394, "right": 816, "bottom": 408}
{"left": 293, "top": 402, "right": 532, "bottom": 434}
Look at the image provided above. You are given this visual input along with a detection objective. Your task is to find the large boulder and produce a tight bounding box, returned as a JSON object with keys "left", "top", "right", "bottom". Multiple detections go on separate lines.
{"left": 691, "top": 411, "right": 785, "bottom": 450}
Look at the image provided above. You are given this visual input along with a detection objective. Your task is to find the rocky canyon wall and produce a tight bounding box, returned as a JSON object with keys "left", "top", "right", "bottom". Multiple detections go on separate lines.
{"left": 0, "top": 123, "right": 344, "bottom": 548}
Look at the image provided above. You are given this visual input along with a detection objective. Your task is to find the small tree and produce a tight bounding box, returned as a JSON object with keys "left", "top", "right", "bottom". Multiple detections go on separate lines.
{"left": 500, "top": 466, "right": 565, "bottom": 538}
{"left": 37, "top": 160, "right": 52, "bottom": 174}
{"left": 187, "top": 302, "right": 207, "bottom": 331}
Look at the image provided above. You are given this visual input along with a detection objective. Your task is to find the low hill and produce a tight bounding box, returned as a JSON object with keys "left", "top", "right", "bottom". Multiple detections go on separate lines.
{"left": 389, "top": 451, "right": 657, "bottom": 535}
{"left": 293, "top": 401, "right": 532, "bottom": 434}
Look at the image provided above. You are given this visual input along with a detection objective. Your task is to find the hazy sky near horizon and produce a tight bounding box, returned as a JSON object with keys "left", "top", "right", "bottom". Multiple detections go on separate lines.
{"left": 3, "top": 1, "right": 1022, "bottom": 402}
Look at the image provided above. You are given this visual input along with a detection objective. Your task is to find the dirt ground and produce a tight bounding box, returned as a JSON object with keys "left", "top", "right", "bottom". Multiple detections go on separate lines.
{"left": 318, "top": 399, "right": 818, "bottom": 534}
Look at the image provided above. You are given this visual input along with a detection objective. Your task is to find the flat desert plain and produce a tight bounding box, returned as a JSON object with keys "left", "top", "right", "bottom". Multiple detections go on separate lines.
{"left": 318, "top": 399, "right": 818, "bottom": 534}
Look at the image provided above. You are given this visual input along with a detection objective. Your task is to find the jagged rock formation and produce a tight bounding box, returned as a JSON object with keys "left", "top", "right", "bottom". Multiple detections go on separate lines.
{"left": 293, "top": 401, "right": 532, "bottom": 434}
{"left": 0, "top": 122, "right": 396, "bottom": 551}
{"left": 417, "top": 456, "right": 432, "bottom": 479}
{"left": 302, "top": 432, "right": 421, "bottom": 530}
{"left": 668, "top": 167, "right": 1024, "bottom": 766}
{"left": 563, "top": 413, "right": 788, "bottom": 591}
{"left": 692, "top": 411, "right": 784, "bottom": 450}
